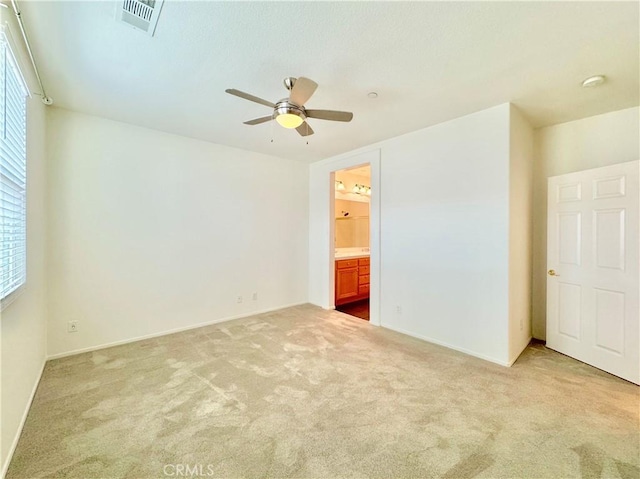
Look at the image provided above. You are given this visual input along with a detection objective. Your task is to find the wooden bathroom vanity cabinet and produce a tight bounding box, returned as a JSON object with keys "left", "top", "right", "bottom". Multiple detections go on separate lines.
{"left": 335, "top": 256, "right": 370, "bottom": 306}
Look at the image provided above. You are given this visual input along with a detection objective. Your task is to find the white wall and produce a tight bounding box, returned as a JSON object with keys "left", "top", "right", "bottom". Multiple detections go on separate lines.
{"left": 508, "top": 105, "right": 534, "bottom": 362}
{"left": 380, "top": 104, "right": 513, "bottom": 364}
{"left": 46, "top": 108, "right": 309, "bottom": 357}
{"left": 310, "top": 104, "right": 524, "bottom": 365}
{"left": 532, "top": 107, "right": 639, "bottom": 339}
{"left": 0, "top": 17, "right": 48, "bottom": 476}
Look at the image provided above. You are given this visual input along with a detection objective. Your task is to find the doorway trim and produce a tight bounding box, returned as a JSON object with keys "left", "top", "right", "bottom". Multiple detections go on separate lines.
{"left": 310, "top": 149, "right": 381, "bottom": 326}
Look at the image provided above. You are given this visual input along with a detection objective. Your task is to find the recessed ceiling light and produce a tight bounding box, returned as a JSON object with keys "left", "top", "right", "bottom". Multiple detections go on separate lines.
{"left": 367, "top": 92, "right": 378, "bottom": 99}
{"left": 582, "top": 75, "right": 606, "bottom": 88}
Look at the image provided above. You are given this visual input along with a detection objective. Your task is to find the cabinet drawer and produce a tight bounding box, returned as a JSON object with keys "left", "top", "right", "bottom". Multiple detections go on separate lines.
{"left": 359, "top": 283, "right": 370, "bottom": 295}
{"left": 358, "top": 274, "right": 370, "bottom": 285}
{"left": 358, "top": 258, "right": 370, "bottom": 266}
{"left": 359, "top": 265, "right": 370, "bottom": 275}
{"left": 336, "top": 259, "right": 359, "bottom": 269}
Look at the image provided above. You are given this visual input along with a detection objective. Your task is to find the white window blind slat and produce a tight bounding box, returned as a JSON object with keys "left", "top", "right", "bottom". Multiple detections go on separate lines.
{"left": 0, "top": 254, "right": 26, "bottom": 267}
{"left": 0, "top": 230, "right": 26, "bottom": 238}
{"left": 0, "top": 257, "right": 26, "bottom": 268}
{"left": 1, "top": 151, "right": 27, "bottom": 177}
{"left": 0, "top": 248, "right": 26, "bottom": 257}
{"left": 0, "top": 175, "right": 24, "bottom": 192}
{"left": 4, "top": 118, "right": 26, "bottom": 146}
{"left": 1, "top": 194, "right": 24, "bottom": 207}
{"left": 1, "top": 182, "right": 23, "bottom": 198}
{"left": 0, "top": 34, "right": 28, "bottom": 302}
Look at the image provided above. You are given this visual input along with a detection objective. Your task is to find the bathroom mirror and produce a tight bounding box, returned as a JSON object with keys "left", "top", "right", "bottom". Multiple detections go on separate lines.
{"left": 335, "top": 216, "right": 369, "bottom": 248}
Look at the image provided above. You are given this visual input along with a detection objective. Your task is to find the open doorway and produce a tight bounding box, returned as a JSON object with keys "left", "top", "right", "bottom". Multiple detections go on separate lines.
{"left": 333, "top": 164, "right": 371, "bottom": 321}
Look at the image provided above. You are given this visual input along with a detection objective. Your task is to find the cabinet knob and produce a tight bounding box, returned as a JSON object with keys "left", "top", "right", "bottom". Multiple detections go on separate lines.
{"left": 548, "top": 269, "right": 558, "bottom": 276}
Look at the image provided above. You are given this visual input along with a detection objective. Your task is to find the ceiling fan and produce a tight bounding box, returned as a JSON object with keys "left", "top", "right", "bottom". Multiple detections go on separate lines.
{"left": 225, "top": 77, "right": 353, "bottom": 137}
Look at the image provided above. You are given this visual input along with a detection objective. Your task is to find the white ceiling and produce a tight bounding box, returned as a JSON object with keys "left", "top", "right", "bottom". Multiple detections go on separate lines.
{"left": 20, "top": 1, "right": 639, "bottom": 162}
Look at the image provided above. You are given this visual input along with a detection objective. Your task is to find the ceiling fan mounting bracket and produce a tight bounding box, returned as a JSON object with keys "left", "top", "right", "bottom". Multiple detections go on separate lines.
{"left": 283, "top": 77, "right": 297, "bottom": 91}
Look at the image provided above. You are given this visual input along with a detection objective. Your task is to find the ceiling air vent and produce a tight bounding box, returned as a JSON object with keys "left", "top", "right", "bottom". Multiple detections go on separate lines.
{"left": 116, "top": 0, "right": 164, "bottom": 36}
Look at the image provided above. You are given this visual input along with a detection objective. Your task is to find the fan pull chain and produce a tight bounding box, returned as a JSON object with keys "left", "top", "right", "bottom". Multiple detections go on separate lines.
{"left": 270, "top": 117, "right": 275, "bottom": 143}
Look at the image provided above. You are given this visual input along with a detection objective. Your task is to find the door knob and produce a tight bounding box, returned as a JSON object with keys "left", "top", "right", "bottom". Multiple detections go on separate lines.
{"left": 548, "top": 269, "right": 558, "bottom": 276}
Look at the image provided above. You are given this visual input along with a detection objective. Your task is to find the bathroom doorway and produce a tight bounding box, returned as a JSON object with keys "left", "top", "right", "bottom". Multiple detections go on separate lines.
{"left": 334, "top": 164, "right": 371, "bottom": 321}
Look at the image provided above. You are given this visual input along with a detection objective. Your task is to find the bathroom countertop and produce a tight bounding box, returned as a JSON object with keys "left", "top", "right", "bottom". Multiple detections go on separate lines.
{"left": 335, "top": 250, "right": 370, "bottom": 260}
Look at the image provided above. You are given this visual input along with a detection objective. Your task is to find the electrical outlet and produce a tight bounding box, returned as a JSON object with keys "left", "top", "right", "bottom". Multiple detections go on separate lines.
{"left": 68, "top": 320, "right": 78, "bottom": 333}
{"left": 237, "top": 296, "right": 243, "bottom": 304}
{"left": 252, "top": 292, "right": 258, "bottom": 301}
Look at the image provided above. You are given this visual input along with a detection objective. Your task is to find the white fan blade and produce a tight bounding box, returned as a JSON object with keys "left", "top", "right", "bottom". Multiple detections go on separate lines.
{"left": 244, "top": 116, "right": 273, "bottom": 125}
{"left": 226, "top": 89, "right": 275, "bottom": 108}
{"left": 305, "top": 109, "right": 353, "bottom": 122}
{"left": 289, "top": 77, "right": 318, "bottom": 106}
{"left": 296, "top": 122, "right": 314, "bottom": 137}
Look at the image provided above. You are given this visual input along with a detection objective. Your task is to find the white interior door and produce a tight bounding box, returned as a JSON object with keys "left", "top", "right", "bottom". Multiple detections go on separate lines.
{"left": 547, "top": 161, "right": 639, "bottom": 384}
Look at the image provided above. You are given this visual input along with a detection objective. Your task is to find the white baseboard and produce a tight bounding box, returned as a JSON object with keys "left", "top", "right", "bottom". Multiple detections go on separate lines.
{"left": 1, "top": 359, "right": 46, "bottom": 479}
{"left": 381, "top": 323, "right": 512, "bottom": 367}
{"left": 47, "top": 302, "right": 307, "bottom": 361}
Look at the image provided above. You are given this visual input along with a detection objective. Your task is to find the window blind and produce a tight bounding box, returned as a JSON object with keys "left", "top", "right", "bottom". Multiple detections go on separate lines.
{"left": 0, "top": 33, "right": 28, "bottom": 301}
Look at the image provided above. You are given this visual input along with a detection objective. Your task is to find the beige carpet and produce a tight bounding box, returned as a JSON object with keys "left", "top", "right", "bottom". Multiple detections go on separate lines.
{"left": 7, "top": 304, "right": 639, "bottom": 478}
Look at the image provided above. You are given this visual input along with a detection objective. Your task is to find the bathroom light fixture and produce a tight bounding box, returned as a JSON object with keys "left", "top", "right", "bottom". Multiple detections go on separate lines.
{"left": 335, "top": 180, "right": 345, "bottom": 191}
{"left": 352, "top": 184, "right": 371, "bottom": 195}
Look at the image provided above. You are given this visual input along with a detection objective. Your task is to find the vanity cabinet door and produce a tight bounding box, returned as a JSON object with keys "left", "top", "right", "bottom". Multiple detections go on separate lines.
{"left": 336, "top": 267, "right": 359, "bottom": 302}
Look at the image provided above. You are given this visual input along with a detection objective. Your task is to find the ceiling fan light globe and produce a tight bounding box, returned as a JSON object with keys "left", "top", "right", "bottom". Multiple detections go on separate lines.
{"left": 276, "top": 113, "right": 304, "bottom": 129}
